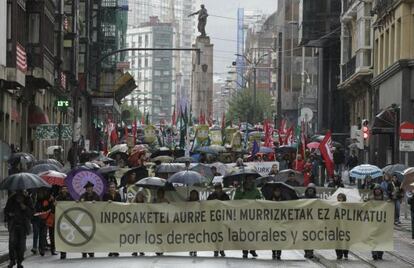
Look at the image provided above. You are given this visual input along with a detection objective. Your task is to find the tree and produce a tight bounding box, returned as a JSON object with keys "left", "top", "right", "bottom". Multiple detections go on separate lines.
{"left": 121, "top": 103, "right": 142, "bottom": 123}
{"left": 227, "top": 88, "right": 274, "bottom": 124}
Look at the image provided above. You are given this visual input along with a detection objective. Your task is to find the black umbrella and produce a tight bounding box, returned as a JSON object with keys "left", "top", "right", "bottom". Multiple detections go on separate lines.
{"left": 261, "top": 182, "right": 299, "bottom": 201}
{"left": 79, "top": 151, "right": 100, "bottom": 163}
{"left": 172, "top": 149, "right": 185, "bottom": 158}
{"left": 256, "top": 175, "right": 276, "bottom": 187}
{"left": 383, "top": 164, "right": 406, "bottom": 176}
{"left": 191, "top": 163, "right": 214, "bottom": 179}
{"left": 8, "top": 152, "right": 36, "bottom": 165}
{"left": 96, "top": 155, "right": 116, "bottom": 164}
{"left": 311, "top": 135, "right": 342, "bottom": 148}
{"left": 80, "top": 162, "right": 101, "bottom": 170}
{"left": 35, "top": 159, "right": 63, "bottom": 169}
{"left": 121, "top": 166, "right": 149, "bottom": 186}
{"left": 275, "top": 169, "right": 304, "bottom": 183}
{"left": 175, "top": 156, "right": 196, "bottom": 163}
{"left": 155, "top": 163, "right": 185, "bottom": 174}
{"left": 0, "top": 173, "right": 51, "bottom": 190}
{"left": 151, "top": 147, "right": 173, "bottom": 158}
{"left": 168, "top": 170, "right": 208, "bottom": 186}
{"left": 98, "top": 166, "right": 119, "bottom": 175}
{"left": 222, "top": 168, "right": 261, "bottom": 187}
{"left": 29, "top": 163, "right": 61, "bottom": 174}
{"left": 136, "top": 177, "right": 167, "bottom": 189}
{"left": 275, "top": 146, "right": 297, "bottom": 154}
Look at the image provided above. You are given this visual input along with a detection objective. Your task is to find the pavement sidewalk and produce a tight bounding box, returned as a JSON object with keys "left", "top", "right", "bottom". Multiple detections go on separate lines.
{"left": 0, "top": 225, "right": 32, "bottom": 265}
{"left": 0, "top": 213, "right": 411, "bottom": 266}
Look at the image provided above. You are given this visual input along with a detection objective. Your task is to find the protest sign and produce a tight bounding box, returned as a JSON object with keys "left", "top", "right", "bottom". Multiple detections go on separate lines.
{"left": 235, "top": 161, "right": 279, "bottom": 176}
{"left": 165, "top": 187, "right": 370, "bottom": 202}
{"left": 55, "top": 199, "right": 393, "bottom": 253}
{"left": 196, "top": 125, "right": 209, "bottom": 144}
{"left": 210, "top": 129, "right": 222, "bottom": 145}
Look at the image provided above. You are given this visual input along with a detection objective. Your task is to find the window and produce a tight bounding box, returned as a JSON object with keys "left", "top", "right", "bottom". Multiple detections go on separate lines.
{"left": 145, "top": 35, "right": 149, "bottom": 47}
{"left": 138, "top": 36, "right": 142, "bottom": 46}
{"left": 28, "top": 13, "right": 40, "bottom": 44}
{"left": 145, "top": 58, "right": 148, "bottom": 67}
{"left": 16, "top": 4, "right": 26, "bottom": 45}
{"left": 163, "top": 70, "right": 170, "bottom": 76}
{"left": 43, "top": 12, "right": 55, "bottom": 52}
{"left": 154, "top": 70, "right": 161, "bottom": 76}
{"left": 7, "top": 3, "right": 11, "bottom": 39}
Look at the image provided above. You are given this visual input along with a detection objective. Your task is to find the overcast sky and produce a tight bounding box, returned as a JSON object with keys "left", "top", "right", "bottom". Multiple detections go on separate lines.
{"left": 202, "top": 0, "right": 278, "bottom": 76}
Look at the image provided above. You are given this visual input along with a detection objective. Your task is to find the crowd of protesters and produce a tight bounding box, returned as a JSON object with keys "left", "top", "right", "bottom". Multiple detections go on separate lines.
{"left": 3, "top": 145, "right": 414, "bottom": 267}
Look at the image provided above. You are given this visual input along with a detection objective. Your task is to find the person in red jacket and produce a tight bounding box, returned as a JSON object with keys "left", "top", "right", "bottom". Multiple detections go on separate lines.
{"left": 293, "top": 155, "right": 305, "bottom": 173}
{"left": 303, "top": 159, "right": 313, "bottom": 186}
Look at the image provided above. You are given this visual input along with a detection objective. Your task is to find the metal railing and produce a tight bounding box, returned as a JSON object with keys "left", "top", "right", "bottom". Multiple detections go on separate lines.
{"left": 372, "top": 0, "right": 397, "bottom": 16}
{"left": 342, "top": 55, "right": 356, "bottom": 82}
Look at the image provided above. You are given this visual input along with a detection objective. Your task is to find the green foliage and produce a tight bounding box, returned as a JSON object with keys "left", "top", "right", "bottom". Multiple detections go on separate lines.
{"left": 227, "top": 88, "right": 275, "bottom": 124}
{"left": 121, "top": 103, "right": 141, "bottom": 122}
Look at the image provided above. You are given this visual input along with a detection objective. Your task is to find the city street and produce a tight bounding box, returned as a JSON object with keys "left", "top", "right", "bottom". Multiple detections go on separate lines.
{"left": 2, "top": 0, "right": 414, "bottom": 268}
{"left": 1, "top": 228, "right": 412, "bottom": 268}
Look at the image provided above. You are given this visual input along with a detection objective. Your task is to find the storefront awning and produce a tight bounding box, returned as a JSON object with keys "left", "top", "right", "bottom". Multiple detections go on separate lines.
{"left": 96, "top": 71, "right": 137, "bottom": 101}
{"left": 114, "top": 73, "right": 137, "bottom": 102}
{"left": 371, "top": 106, "right": 398, "bottom": 135}
{"left": 28, "top": 105, "right": 49, "bottom": 127}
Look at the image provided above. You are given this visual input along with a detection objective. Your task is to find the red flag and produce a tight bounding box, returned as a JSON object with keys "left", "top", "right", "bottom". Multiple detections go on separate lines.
{"left": 199, "top": 111, "right": 206, "bottom": 125}
{"left": 124, "top": 125, "right": 128, "bottom": 139}
{"left": 109, "top": 121, "right": 118, "bottom": 145}
{"left": 208, "top": 112, "right": 213, "bottom": 127}
{"left": 264, "top": 120, "right": 273, "bottom": 147}
{"left": 172, "top": 107, "right": 176, "bottom": 126}
{"left": 141, "top": 112, "right": 145, "bottom": 125}
{"left": 284, "top": 126, "right": 294, "bottom": 145}
{"left": 319, "top": 131, "right": 335, "bottom": 178}
{"left": 132, "top": 118, "right": 137, "bottom": 145}
{"left": 278, "top": 119, "right": 287, "bottom": 145}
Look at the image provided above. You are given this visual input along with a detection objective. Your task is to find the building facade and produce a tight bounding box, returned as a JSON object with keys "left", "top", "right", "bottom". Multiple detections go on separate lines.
{"left": 338, "top": 0, "right": 374, "bottom": 160}
{"left": 275, "top": 0, "right": 319, "bottom": 129}
{"left": 299, "top": 0, "right": 349, "bottom": 140}
{"left": 370, "top": 0, "right": 414, "bottom": 166}
{"left": 126, "top": 18, "right": 174, "bottom": 124}
{"left": 127, "top": 0, "right": 199, "bottom": 115}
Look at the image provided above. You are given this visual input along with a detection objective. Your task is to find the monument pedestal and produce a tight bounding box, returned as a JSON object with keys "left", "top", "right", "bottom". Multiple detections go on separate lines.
{"left": 191, "top": 36, "right": 213, "bottom": 121}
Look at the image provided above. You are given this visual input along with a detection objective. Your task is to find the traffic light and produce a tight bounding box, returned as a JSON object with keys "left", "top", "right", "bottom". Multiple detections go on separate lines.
{"left": 362, "top": 119, "right": 369, "bottom": 141}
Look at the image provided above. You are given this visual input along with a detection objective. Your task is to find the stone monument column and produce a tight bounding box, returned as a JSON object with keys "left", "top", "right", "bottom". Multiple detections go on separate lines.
{"left": 191, "top": 36, "right": 213, "bottom": 121}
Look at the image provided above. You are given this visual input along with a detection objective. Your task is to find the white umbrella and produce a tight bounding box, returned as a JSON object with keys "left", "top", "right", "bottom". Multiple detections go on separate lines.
{"left": 328, "top": 188, "right": 363, "bottom": 203}
{"left": 46, "top": 145, "right": 63, "bottom": 155}
{"left": 350, "top": 164, "right": 383, "bottom": 180}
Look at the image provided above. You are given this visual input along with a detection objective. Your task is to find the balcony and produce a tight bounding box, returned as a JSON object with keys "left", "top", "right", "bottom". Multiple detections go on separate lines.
{"left": 341, "top": 56, "right": 356, "bottom": 82}
{"left": 372, "top": 0, "right": 398, "bottom": 17}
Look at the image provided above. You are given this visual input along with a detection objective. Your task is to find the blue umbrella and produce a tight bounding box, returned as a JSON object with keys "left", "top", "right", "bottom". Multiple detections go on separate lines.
{"left": 350, "top": 164, "right": 383, "bottom": 180}
{"left": 259, "top": 147, "right": 274, "bottom": 154}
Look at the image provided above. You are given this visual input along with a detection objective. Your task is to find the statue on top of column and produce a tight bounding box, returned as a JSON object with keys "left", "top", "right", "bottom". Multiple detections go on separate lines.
{"left": 188, "top": 4, "right": 209, "bottom": 37}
